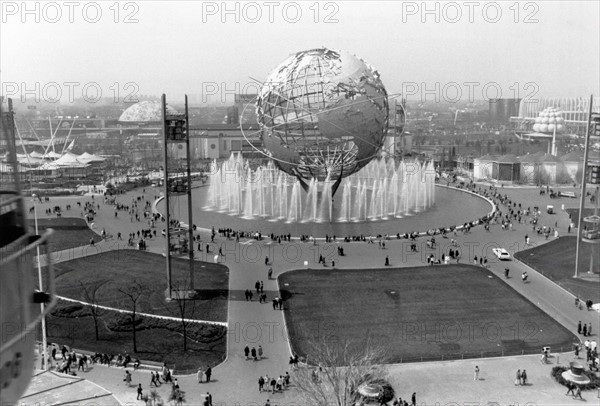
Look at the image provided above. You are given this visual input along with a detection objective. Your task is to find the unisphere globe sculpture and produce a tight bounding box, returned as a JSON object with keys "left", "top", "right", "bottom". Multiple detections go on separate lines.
{"left": 256, "top": 48, "right": 389, "bottom": 190}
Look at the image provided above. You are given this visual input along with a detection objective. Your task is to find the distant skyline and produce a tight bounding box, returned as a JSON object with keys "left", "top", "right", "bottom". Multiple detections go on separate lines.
{"left": 1, "top": 1, "right": 599, "bottom": 105}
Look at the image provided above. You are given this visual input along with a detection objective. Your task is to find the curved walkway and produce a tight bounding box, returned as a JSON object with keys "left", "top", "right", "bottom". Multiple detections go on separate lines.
{"left": 25, "top": 184, "right": 600, "bottom": 406}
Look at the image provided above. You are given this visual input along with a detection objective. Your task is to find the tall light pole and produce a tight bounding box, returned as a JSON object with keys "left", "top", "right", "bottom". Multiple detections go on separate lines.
{"left": 31, "top": 193, "right": 48, "bottom": 370}
{"left": 575, "top": 95, "right": 595, "bottom": 278}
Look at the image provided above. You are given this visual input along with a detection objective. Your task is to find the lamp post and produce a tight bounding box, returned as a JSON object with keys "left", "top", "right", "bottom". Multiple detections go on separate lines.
{"left": 31, "top": 193, "right": 48, "bottom": 370}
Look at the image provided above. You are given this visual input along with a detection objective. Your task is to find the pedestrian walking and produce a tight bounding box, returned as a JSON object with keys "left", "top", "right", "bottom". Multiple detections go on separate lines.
{"left": 565, "top": 381, "right": 576, "bottom": 395}
{"left": 244, "top": 345, "right": 250, "bottom": 359}
{"left": 474, "top": 366, "right": 480, "bottom": 380}
{"left": 258, "top": 345, "right": 263, "bottom": 360}
{"left": 205, "top": 366, "right": 211, "bottom": 382}
{"left": 521, "top": 369, "right": 527, "bottom": 385}
{"left": 258, "top": 375, "right": 265, "bottom": 392}
{"left": 578, "top": 321, "right": 582, "bottom": 334}
{"left": 411, "top": 392, "right": 416, "bottom": 406}
{"left": 251, "top": 347, "right": 257, "bottom": 360}
{"left": 124, "top": 370, "right": 132, "bottom": 387}
{"left": 137, "top": 384, "right": 143, "bottom": 400}
{"left": 385, "top": 255, "right": 389, "bottom": 266}
{"left": 574, "top": 385, "right": 583, "bottom": 399}
{"left": 268, "top": 267, "right": 273, "bottom": 279}
{"left": 588, "top": 322, "right": 592, "bottom": 336}
{"left": 515, "top": 369, "right": 521, "bottom": 385}
{"left": 583, "top": 324, "right": 588, "bottom": 336}
{"left": 504, "top": 268, "right": 509, "bottom": 279}
{"left": 197, "top": 368, "right": 203, "bottom": 383}
{"left": 207, "top": 392, "right": 213, "bottom": 406}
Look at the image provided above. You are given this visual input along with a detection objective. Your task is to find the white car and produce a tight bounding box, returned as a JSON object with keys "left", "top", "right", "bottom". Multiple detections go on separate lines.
{"left": 492, "top": 248, "right": 511, "bottom": 260}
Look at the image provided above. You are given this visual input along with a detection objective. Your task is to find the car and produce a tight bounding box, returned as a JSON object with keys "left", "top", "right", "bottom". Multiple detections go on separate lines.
{"left": 162, "top": 227, "right": 187, "bottom": 237}
{"left": 492, "top": 248, "right": 511, "bottom": 260}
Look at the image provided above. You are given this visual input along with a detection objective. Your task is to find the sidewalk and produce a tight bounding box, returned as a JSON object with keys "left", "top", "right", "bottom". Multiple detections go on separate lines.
{"left": 24, "top": 184, "right": 599, "bottom": 406}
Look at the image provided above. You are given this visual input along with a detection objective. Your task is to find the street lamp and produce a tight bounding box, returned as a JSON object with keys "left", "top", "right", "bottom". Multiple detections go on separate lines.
{"left": 31, "top": 193, "right": 48, "bottom": 370}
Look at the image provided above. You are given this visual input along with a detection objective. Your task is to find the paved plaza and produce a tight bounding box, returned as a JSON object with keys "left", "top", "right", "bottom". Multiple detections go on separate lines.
{"left": 26, "top": 184, "right": 600, "bottom": 406}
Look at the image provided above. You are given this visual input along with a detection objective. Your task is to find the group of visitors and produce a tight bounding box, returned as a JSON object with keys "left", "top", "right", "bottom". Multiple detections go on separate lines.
{"left": 244, "top": 345, "right": 265, "bottom": 360}
{"left": 514, "top": 369, "right": 528, "bottom": 385}
{"left": 196, "top": 366, "right": 213, "bottom": 383}
{"left": 577, "top": 321, "right": 594, "bottom": 336}
{"left": 392, "top": 392, "right": 417, "bottom": 406}
{"left": 257, "top": 372, "right": 290, "bottom": 393}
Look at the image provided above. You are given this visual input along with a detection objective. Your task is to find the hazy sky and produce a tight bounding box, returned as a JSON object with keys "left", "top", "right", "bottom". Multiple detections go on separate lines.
{"left": 1, "top": 1, "right": 599, "bottom": 104}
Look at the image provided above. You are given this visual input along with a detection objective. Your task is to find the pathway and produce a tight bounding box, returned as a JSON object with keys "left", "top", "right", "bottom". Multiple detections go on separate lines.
{"left": 25, "top": 184, "right": 600, "bottom": 406}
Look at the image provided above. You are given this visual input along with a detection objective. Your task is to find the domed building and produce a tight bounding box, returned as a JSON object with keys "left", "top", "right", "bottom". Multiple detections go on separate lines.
{"left": 118, "top": 101, "right": 178, "bottom": 123}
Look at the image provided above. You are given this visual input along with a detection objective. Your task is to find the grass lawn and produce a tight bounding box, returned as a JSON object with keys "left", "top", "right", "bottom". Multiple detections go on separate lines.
{"left": 47, "top": 300, "right": 226, "bottom": 371}
{"left": 279, "top": 265, "right": 577, "bottom": 364}
{"left": 28, "top": 217, "right": 102, "bottom": 251}
{"left": 54, "top": 250, "right": 229, "bottom": 322}
{"left": 565, "top": 208, "right": 598, "bottom": 223}
{"left": 515, "top": 236, "right": 600, "bottom": 302}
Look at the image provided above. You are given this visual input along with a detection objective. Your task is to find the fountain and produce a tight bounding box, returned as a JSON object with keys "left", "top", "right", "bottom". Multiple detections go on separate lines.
{"left": 205, "top": 155, "right": 437, "bottom": 223}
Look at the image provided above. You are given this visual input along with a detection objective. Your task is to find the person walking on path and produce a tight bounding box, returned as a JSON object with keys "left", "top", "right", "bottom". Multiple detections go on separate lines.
{"left": 268, "top": 267, "right": 273, "bottom": 279}
{"left": 411, "top": 392, "right": 416, "bottom": 406}
{"left": 521, "top": 369, "right": 527, "bottom": 385}
{"left": 136, "top": 383, "right": 143, "bottom": 400}
{"left": 474, "top": 366, "right": 480, "bottom": 380}
{"left": 258, "top": 345, "right": 263, "bottom": 360}
{"left": 205, "top": 366, "right": 212, "bottom": 382}
{"left": 515, "top": 369, "right": 521, "bottom": 385}
{"left": 251, "top": 347, "right": 257, "bottom": 360}
{"left": 588, "top": 322, "right": 592, "bottom": 336}
{"left": 578, "top": 321, "right": 582, "bottom": 334}
{"left": 258, "top": 375, "right": 265, "bottom": 392}
{"left": 124, "top": 370, "right": 132, "bottom": 387}
{"left": 566, "top": 381, "right": 576, "bottom": 396}
{"left": 197, "top": 368, "right": 203, "bottom": 383}
{"left": 574, "top": 385, "right": 583, "bottom": 399}
{"left": 244, "top": 346, "right": 250, "bottom": 359}
{"left": 206, "top": 392, "right": 213, "bottom": 406}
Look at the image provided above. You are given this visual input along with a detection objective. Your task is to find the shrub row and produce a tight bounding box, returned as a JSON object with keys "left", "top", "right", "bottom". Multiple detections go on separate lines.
{"left": 51, "top": 299, "right": 225, "bottom": 344}
{"left": 51, "top": 302, "right": 91, "bottom": 318}
{"left": 107, "top": 313, "right": 225, "bottom": 343}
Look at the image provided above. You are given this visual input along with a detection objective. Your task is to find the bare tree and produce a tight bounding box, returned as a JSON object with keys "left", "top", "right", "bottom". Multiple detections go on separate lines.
{"left": 164, "top": 279, "right": 196, "bottom": 351}
{"left": 293, "top": 336, "right": 391, "bottom": 406}
{"left": 79, "top": 280, "right": 108, "bottom": 341}
{"left": 118, "top": 280, "right": 145, "bottom": 353}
